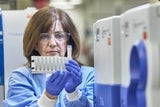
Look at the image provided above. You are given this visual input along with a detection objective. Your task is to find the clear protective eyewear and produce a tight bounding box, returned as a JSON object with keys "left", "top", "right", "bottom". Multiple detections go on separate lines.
{"left": 39, "top": 31, "right": 70, "bottom": 43}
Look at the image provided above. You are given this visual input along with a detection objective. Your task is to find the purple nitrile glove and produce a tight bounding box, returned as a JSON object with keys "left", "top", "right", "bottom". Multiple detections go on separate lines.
{"left": 65, "top": 59, "right": 82, "bottom": 93}
{"left": 46, "top": 70, "right": 68, "bottom": 96}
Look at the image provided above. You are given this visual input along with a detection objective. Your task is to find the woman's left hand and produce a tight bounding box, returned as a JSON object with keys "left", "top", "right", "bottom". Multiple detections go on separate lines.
{"left": 65, "top": 59, "right": 82, "bottom": 93}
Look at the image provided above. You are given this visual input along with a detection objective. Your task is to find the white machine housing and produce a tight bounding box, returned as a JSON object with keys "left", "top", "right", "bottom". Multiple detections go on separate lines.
{"left": 93, "top": 16, "right": 121, "bottom": 107}
{"left": 120, "top": 3, "right": 160, "bottom": 107}
{"left": 2, "top": 8, "right": 36, "bottom": 98}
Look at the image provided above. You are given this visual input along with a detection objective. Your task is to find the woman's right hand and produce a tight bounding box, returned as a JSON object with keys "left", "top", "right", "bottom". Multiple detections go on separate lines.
{"left": 46, "top": 70, "right": 68, "bottom": 96}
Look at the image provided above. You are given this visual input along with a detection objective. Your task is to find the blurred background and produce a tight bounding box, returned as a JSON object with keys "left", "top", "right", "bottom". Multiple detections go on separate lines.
{"left": 0, "top": 0, "right": 158, "bottom": 66}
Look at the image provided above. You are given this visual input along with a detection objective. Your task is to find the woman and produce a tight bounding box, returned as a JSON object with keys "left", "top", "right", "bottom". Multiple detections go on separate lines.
{"left": 2, "top": 6, "right": 94, "bottom": 107}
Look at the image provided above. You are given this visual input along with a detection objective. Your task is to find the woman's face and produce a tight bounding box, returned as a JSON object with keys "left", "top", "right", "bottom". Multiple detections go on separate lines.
{"left": 36, "top": 20, "right": 68, "bottom": 56}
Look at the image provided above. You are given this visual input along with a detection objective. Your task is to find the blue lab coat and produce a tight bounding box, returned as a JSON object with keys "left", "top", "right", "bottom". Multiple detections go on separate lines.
{"left": 2, "top": 66, "right": 94, "bottom": 107}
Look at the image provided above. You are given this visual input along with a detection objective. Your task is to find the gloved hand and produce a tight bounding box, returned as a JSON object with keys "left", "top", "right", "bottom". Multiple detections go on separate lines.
{"left": 65, "top": 60, "right": 82, "bottom": 93}
{"left": 46, "top": 70, "right": 68, "bottom": 96}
